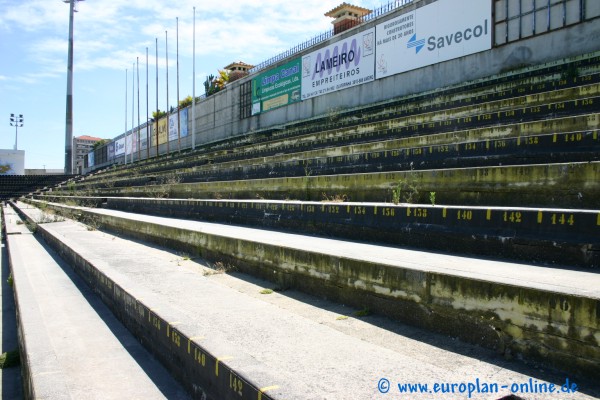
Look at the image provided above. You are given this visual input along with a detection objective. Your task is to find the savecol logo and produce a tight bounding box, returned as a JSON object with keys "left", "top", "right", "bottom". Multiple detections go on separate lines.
{"left": 407, "top": 18, "right": 488, "bottom": 54}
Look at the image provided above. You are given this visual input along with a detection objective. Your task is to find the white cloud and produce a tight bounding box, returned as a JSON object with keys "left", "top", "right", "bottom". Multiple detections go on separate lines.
{"left": 2, "top": 0, "right": 386, "bottom": 85}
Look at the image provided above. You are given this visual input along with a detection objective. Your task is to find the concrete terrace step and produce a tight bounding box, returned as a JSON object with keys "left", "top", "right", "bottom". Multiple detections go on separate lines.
{"left": 9, "top": 201, "right": 600, "bottom": 399}
{"left": 2, "top": 204, "right": 190, "bottom": 400}
{"left": 14, "top": 200, "right": 600, "bottom": 383}
{"left": 35, "top": 196, "right": 600, "bottom": 268}
{"left": 81, "top": 128, "right": 600, "bottom": 190}
{"left": 83, "top": 161, "right": 600, "bottom": 209}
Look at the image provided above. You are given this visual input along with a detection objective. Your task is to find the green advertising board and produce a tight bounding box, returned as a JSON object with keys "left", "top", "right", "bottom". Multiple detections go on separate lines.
{"left": 252, "top": 58, "right": 301, "bottom": 115}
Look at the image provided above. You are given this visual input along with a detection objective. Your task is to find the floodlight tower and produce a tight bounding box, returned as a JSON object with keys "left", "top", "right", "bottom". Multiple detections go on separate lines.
{"left": 9, "top": 113, "right": 24, "bottom": 150}
{"left": 63, "top": 0, "right": 84, "bottom": 174}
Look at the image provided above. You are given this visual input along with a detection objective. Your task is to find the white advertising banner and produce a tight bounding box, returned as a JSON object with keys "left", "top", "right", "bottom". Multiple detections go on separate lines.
{"left": 168, "top": 108, "right": 189, "bottom": 141}
{"left": 114, "top": 137, "right": 125, "bottom": 156}
{"left": 140, "top": 126, "right": 148, "bottom": 150}
{"left": 375, "top": 0, "right": 491, "bottom": 79}
{"left": 126, "top": 132, "right": 137, "bottom": 155}
{"left": 168, "top": 113, "right": 178, "bottom": 142}
{"left": 180, "top": 108, "right": 189, "bottom": 138}
{"left": 301, "top": 28, "right": 375, "bottom": 100}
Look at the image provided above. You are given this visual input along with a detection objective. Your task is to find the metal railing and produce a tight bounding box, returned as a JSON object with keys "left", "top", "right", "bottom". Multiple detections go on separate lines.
{"left": 249, "top": 0, "right": 414, "bottom": 74}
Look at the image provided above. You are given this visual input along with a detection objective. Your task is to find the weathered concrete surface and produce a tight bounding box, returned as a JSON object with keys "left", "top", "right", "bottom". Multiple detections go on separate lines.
{"left": 0, "top": 206, "right": 23, "bottom": 400}
{"left": 3, "top": 204, "right": 190, "bottom": 400}
{"left": 69, "top": 160, "right": 600, "bottom": 208}
{"left": 17, "top": 200, "right": 600, "bottom": 383}
{"left": 35, "top": 195, "right": 600, "bottom": 268}
{"left": 11, "top": 202, "right": 600, "bottom": 399}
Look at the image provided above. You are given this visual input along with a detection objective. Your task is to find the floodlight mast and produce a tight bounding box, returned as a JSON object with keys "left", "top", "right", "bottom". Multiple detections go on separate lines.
{"left": 9, "top": 113, "right": 24, "bottom": 150}
{"left": 63, "top": 0, "right": 84, "bottom": 175}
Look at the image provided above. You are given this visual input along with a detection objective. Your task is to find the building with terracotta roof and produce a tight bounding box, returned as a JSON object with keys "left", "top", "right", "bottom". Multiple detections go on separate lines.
{"left": 73, "top": 135, "right": 105, "bottom": 174}
{"left": 325, "top": 3, "right": 372, "bottom": 34}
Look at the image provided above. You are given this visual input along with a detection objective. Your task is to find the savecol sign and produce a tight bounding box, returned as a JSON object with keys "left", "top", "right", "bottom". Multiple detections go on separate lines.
{"left": 375, "top": 0, "right": 491, "bottom": 79}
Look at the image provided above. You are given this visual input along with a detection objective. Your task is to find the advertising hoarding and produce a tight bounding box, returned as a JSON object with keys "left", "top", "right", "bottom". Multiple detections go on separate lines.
{"left": 108, "top": 142, "right": 115, "bottom": 161}
{"left": 168, "top": 113, "right": 178, "bottom": 142}
{"left": 139, "top": 126, "right": 148, "bottom": 151}
{"left": 168, "top": 108, "right": 189, "bottom": 141}
{"left": 126, "top": 132, "right": 137, "bottom": 155}
{"left": 0, "top": 150, "right": 25, "bottom": 175}
{"left": 301, "top": 28, "right": 375, "bottom": 100}
{"left": 158, "top": 118, "right": 168, "bottom": 145}
{"left": 180, "top": 108, "right": 189, "bottom": 138}
{"left": 375, "top": 0, "right": 491, "bottom": 79}
{"left": 114, "top": 137, "right": 125, "bottom": 156}
{"left": 252, "top": 59, "right": 301, "bottom": 115}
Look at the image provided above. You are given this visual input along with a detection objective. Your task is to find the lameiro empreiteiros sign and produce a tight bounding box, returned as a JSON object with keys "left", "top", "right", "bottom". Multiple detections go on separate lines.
{"left": 301, "top": 28, "right": 375, "bottom": 100}
{"left": 375, "top": 0, "right": 491, "bottom": 79}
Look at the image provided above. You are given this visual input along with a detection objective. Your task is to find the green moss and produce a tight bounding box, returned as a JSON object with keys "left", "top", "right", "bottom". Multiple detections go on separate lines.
{"left": 0, "top": 350, "right": 20, "bottom": 369}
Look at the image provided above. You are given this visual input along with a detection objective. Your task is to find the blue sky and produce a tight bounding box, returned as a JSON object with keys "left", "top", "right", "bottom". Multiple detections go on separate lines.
{"left": 0, "top": 0, "right": 383, "bottom": 170}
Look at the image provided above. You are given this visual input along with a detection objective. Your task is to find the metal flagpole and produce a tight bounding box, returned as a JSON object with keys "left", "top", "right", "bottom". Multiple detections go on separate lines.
{"left": 137, "top": 56, "right": 141, "bottom": 162}
{"left": 192, "top": 7, "right": 196, "bottom": 151}
{"left": 131, "top": 62, "right": 134, "bottom": 164}
{"left": 155, "top": 37, "right": 159, "bottom": 157}
{"left": 124, "top": 68, "right": 127, "bottom": 164}
{"left": 146, "top": 47, "right": 150, "bottom": 159}
{"left": 165, "top": 30, "right": 170, "bottom": 156}
{"left": 176, "top": 17, "right": 181, "bottom": 153}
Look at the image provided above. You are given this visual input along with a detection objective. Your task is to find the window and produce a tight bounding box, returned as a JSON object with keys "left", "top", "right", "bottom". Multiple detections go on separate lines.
{"left": 239, "top": 80, "right": 252, "bottom": 120}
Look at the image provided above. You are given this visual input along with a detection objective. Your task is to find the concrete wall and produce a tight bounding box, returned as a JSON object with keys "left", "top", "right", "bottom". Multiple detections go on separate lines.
{"left": 190, "top": 0, "right": 600, "bottom": 147}
{"left": 88, "top": 0, "right": 600, "bottom": 172}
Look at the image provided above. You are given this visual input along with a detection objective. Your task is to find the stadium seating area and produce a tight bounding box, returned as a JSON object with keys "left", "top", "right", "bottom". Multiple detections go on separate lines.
{"left": 12, "top": 51, "right": 600, "bottom": 391}
{"left": 0, "top": 174, "right": 71, "bottom": 201}
{"left": 42, "top": 52, "right": 600, "bottom": 268}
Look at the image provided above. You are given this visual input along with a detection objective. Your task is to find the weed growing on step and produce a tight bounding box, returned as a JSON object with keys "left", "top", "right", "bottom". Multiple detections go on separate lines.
{"left": 38, "top": 201, "right": 48, "bottom": 211}
{"left": 260, "top": 289, "right": 273, "bottom": 295}
{"left": 7, "top": 273, "right": 13, "bottom": 287}
{"left": 561, "top": 64, "right": 579, "bottom": 80}
{"left": 203, "top": 261, "right": 234, "bottom": 276}
{"left": 24, "top": 221, "right": 37, "bottom": 234}
{"left": 78, "top": 214, "right": 99, "bottom": 231}
{"left": 101, "top": 178, "right": 115, "bottom": 189}
{"left": 353, "top": 307, "right": 371, "bottom": 317}
{"left": 392, "top": 185, "right": 401, "bottom": 205}
{"left": 36, "top": 210, "right": 65, "bottom": 224}
{"left": 429, "top": 191, "right": 436, "bottom": 206}
{"left": 0, "top": 350, "right": 20, "bottom": 369}
{"left": 322, "top": 192, "right": 348, "bottom": 202}
{"left": 391, "top": 176, "right": 419, "bottom": 204}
